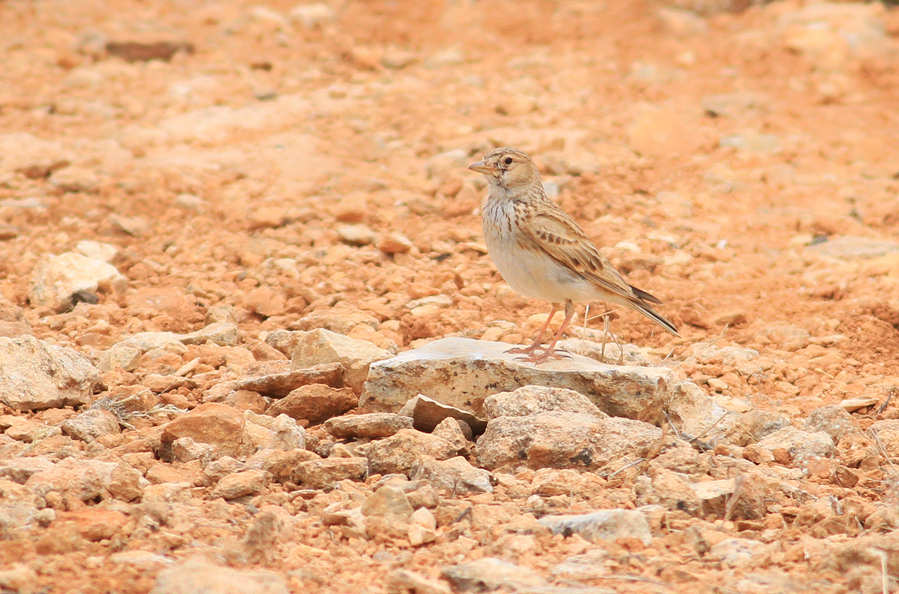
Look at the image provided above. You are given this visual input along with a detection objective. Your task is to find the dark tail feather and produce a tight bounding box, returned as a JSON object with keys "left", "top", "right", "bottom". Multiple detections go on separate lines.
{"left": 630, "top": 284, "right": 662, "bottom": 304}
{"left": 629, "top": 285, "right": 679, "bottom": 336}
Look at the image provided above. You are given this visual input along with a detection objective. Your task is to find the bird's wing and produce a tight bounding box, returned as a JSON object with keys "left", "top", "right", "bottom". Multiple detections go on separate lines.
{"left": 522, "top": 202, "right": 641, "bottom": 303}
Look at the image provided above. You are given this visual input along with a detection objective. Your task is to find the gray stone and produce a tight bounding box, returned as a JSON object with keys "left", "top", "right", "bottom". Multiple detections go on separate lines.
{"left": 441, "top": 558, "right": 546, "bottom": 593}
{"left": 117, "top": 322, "right": 239, "bottom": 352}
{"left": 150, "top": 558, "right": 288, "bottom": 594}
{"left": 24, "top": 457, "right": 117, "bottom": 501}
{"left": 868, "top": 420, "right": 899, "bottom": 458}
{"left": 539, "top": 510, "right": 652, "bottom": 545}
{"left": 0, "top": 458, "right": 55, "bottom": 484}
{"left": 293, "top": 457, "right": 367, "bottom": 489}
{"left": 0, "top": 335, "right": 100, "bottom": 411}
{"left": 209, "top": 469, "right": 268, "bottom": 500}
{"left": 707, "top": 538, "right": 765, "bottom": 568}
{"left": 805, "top": 405, "right": 860, "bottom": 442}
{"left": 807, "top": 236, "right": 899, "bottom": 260}
{"left": 366, "top": 429, "right": 457, "bottom": 476}
{"left": 410, "top": 456, "right": 493, "bottom": 496}
{"left": 362, "top": 338, "right": 674, "bottom": 423}
{"left": 385, "top": 570, "right": 451, "bottom": 594}
{"left": 217, "top": 362, "right": 344, "bottom": 398}
{"left": 398, "top": 394, "right": 487, "bottom": 433}
{"left": 702, "top": 92, "right": 767, "bottom": 118}
{"left": 476, "top": 412, "right": 661, "bottom": 471}
{"left": 756, "top": 426, "right": 835, "bottom": 466}
{"left": 483, "top": 385, "right": 605, "bottom": 420}
{"left": 61, "top": 409, "right": 121, "bottom": 442}
{"left": 666, "top": 381, "right": 736, "bottom": 443}
{"left": 0, "top": 133, "right": 73, "bottom": 178}
{"left": 361, "top": 485, "right": 414, "bottom": 521}
{"left": 325, "top": 413, "right": 413, "bottom": 439}
{"left": 29, "top": 252, "right": 125, "bottom": 310}
{"left": 290, "top": 329, "right": 392, "bottom": 394}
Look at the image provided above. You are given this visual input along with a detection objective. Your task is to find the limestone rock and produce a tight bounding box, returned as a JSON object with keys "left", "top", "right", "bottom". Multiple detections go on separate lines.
{"left": 805, "top": 405, "right": 860, "bottom": 442}
{"left": 265, "top": 384, "right": 357, "bottom": 425}
{"left": 325, "top": 413, "right": 413, "bottom": 439}
{"left": 293, "top": 457, "right": 367, "bottom": 489}
{"left": 150, "top": 558, "right": 288, "bottom": 594}
{"left": 476, "top": 412, "right": 662, "bottom": 471}
{"left": 362, "top": 337, "right": 673, "bottom": 423}
{"left": 117, "top": 322, "right": 239, "bottom": 352}
{"left": 441, "top": 558, "right": 546, "bottom": 593}
{"left": 29, "top": 252, "right": 125, "bottom": 310}
{"left": 755, "top": 426, "right": 835, "bottom": 467}
{"left": 0, "top": 336, "right": 100, "bottom": 411}
{"left": 483, "top": 385, "right": 605, "bottom": 420}
{"left": 61, "top": 409, "right": 121, "bottom": 442}
{"left": 366, "top": 429, "right": 457, "bottom": 476}
{"left": 290, "top": 329, "right": 392, "bottom": 393}
{"left": 398, "top": 394, "right": 487, "bottom": 433}
{"left": 539, "top": 510, "right": 653, "bottom": 545}
{"left": 410, "top": 456, "right": 493, "bottom": 496}
{"left": 158, "top": 403, "right": 252, "bottom": 462}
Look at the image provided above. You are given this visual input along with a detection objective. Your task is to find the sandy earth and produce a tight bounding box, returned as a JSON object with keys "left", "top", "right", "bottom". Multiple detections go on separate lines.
{"left": 1, "top": 0, "right": 899, "bottom": 592}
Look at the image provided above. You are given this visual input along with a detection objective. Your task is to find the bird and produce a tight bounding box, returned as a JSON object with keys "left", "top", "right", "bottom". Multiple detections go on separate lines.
{"left": 468, "top": 147, "right": 678, "bottom": 364}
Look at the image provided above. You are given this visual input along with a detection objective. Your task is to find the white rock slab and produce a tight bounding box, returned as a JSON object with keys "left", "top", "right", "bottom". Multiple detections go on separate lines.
{"left": 361, "top": 337, "right": 674, "bottom": 423}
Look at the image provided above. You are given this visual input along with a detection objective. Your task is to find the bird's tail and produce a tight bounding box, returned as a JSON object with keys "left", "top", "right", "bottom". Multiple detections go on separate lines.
{"left": 629, "top": 286, "right": 679, "bottom": 336}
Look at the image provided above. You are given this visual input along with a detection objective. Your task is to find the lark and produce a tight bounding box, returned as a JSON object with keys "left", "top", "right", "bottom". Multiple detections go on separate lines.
{"left": 469, "top": 147, "right": 678, "bottom": 364}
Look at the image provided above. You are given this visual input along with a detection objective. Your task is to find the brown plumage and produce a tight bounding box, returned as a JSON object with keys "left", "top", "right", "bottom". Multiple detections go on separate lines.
{"left": 469, "top": 147, "right": 678, "bottom": 363}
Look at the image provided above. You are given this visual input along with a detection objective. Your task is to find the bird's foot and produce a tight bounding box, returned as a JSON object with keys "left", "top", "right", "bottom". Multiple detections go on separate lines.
{"left": 513, "top": 347, "right": 571, "bottom": 365}
{"left": 505, "top": 344, "right": 541, "bottom": 356}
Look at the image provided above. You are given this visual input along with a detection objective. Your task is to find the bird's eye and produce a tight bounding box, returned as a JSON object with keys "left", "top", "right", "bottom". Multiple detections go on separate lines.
{"left": 503, "top": 157, "right": 513, "bottom": 165}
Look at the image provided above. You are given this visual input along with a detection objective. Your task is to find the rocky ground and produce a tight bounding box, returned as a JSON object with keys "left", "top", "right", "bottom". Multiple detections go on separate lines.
{"left": 1, "top": 0, "right": 899, "bottom": 592}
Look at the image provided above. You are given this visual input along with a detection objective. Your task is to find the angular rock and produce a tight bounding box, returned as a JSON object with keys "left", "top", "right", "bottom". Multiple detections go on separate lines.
{"left": 290, "top": 329, "right": 391, "bottom": 393}
{"left": 755, "top": 426, "right": 835, "bottom": 466}
{"left": 150, "top": 558, "right": 288, "bottom": 594}
{"left": 158, "top": 403, "right": 252, "bottom": 462}
{"left": 56, "top": 508, "right": 129, "bottom": 541}
{"left": 325, "top": 413, "right": 413, "bottom": 439}
{"left": 807, "top": 236, "right": 899, "bottom": 260}
{"left": 476, "top": 412, "right": 661, "bottom": 471}
{"left": 226, "top": 362, "right": 344, "bottom": 397}
{"left": 265, "top": 384, "right": 357, "bottom": 425}
{"left": 398, "top": 394, "right": 487, "bottom": 434}
{"left": 539, "top": 510, "right": 652, "bottom": 545}
{"left": 362, "top": 338, "right": 673, "bottom": 423}
{"left": 361, "top": 485, "right": 414, "bottom": 521}
{"left": 116, "top": 322, "right": 239, "bottom": 352}
{"left": 0, "top": 564, "right": 39, "bottom": 594}
{"left": 868, "top": 419, "right": 899, "bottom": 458}
{"left": 366, "top": 429, "right": 457, "bottom": 476}
{"left": 386, "top": 570, "right": 451, "bottom": 594}
{"left": 410, "top": 456, "right": 493, "bottom": 496}
{"left": 636, "top": 469, "right": 701, "bottom": 516}
{"left": 0, "top": 132, "right": 73, "bottom": 178}
{"left": 24, "top": 458, "right": 117, "bottom": 501}
{"left": 0, "top": 479, "right": 43, "bottom": 532}
{"left": 483, "top": 385, "right": 605, "bottom": 420}
{"left": 0, "top": 458, "right": 55, "bottom": 484}
{"left": 707, "top": 538, "right": 765, "bottom": 568}
{"left": 29, "top": 252, "right": 125, "bottom": 310}
{"left": 293, "top": 457, "right": 367, "bottom": 489}
{"left": 244, "top": 412, "right": 305, "bottom": 451}
{"left": 666, "top": 381, "right": 735, "bottom": 443}
{"left": 805, "top": 405, "right": 860, "bottom": 442}
{"left": 61, "top": 409, "right": 121, "bottom": 442}
{"left": 441, "top": 558, "right": 546, "bottom": 593}
{"left": 209, "top": 469, "right": 268, "bottom": 500}
{"left": 0, "top": 336, "right": 100, "bottom": 411}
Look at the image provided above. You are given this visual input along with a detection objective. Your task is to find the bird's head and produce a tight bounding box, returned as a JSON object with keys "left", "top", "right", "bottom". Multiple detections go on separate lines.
{"left": 468, "top": 147, "right": 541, "bottom": 192}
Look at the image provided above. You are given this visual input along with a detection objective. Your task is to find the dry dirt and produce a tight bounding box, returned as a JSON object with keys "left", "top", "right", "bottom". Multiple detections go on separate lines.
{"left": 2, "top": 0, "right": 899, "bottom": 592}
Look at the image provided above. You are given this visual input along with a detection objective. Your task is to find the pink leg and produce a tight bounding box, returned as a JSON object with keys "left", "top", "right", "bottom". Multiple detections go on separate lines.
{"left": 506, "top": 303, "right": 559, "bottom": 356}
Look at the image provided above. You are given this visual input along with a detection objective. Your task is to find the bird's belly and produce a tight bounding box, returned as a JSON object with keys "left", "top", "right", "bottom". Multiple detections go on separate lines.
{"left": 488, "top": 238, "right": 597, "bottom": 304}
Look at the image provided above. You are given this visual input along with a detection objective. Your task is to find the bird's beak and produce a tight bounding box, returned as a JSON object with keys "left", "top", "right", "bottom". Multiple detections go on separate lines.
{"left": 468, "top": 160, "right": 492, "bottom": 175}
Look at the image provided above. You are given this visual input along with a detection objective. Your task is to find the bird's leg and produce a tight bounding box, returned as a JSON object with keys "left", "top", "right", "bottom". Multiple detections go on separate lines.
{"left": 600, "top": 313, "right": 611, "bottom": 363}
{"left": 506, "top": 303, "right": 558, "bottom": 356}
{"left": 526, "top": 300, "right": 575, "bottom": 364}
